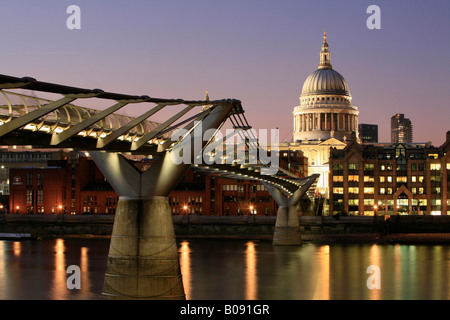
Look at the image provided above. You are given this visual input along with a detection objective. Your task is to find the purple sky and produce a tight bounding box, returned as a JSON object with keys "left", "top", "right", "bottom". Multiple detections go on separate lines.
{"left": 1, "top": 0, "right": 449, "bottom": 145}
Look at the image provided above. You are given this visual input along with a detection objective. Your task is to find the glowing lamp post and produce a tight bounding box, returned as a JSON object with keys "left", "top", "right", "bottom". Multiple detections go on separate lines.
{"left": 250, "top": 205, "right": 256, "bottom": 223}
{"left": 183, "top": 205, "right": 189, "bottom": 223}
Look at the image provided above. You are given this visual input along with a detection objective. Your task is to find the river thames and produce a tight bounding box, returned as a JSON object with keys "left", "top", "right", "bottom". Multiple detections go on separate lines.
{"left": 0, "top": 237, "right": 448, "bottom": 300}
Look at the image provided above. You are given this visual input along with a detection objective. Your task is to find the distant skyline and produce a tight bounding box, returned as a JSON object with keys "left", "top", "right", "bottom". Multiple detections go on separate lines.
{"left": 1, "top": 0, "right": 449, "bottom": 145}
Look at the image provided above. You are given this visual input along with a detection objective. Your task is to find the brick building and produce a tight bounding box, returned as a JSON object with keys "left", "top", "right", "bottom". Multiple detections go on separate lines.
{"left": 9, "top": 149, "right": 308, "bottom": 216}
{"left": 9, "top": 153, "right": 117, "bottom": 215}
{"left": 328, "top": 131, "right": 450, "bottom": 216}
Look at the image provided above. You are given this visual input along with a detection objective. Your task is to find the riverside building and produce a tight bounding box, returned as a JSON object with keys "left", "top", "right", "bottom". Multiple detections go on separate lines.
{"left": 8, "top": 149, "right": 307, "bottom": 216}
{"left": 328, "top": 131, "right": 450, "bottom": 216}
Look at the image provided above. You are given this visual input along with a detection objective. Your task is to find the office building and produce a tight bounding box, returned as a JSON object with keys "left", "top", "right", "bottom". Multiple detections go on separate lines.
{"left": 358, "top": 124, "right": 378, "bottom": 143}
{"left": 391, "top": 113, "right": 413, "bottom": 143}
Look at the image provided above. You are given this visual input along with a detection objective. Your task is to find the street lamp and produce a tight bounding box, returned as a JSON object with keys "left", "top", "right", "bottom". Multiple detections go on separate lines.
{"left": 249, "top": 205, "right": 256, "bottom": 223}
{"left": 373, "top": 205, "right": 378, "bottom": 216}
{"left": 58, "top": 205, "right": 63, "bottom": 215}
{"left": 183, "top": 205, "right": 189, "bottom": 223}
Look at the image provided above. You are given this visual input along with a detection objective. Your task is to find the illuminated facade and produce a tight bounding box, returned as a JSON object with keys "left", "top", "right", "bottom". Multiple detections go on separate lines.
{"left": 291, "top": 31, "right": 359, "bottom": 195}
{"left": 329, "top": 131, "right": 450, "bottom": 216}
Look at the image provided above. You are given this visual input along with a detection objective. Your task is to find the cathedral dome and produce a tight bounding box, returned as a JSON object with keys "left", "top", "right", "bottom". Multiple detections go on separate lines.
{"left": 301, "top": 68, "right": 350, "bottom": 96}
{"left": 293, "top": 30, "right": 359, "bottom": 143}
{"left": 300, "top": 30, "right": 350, "bottom": 98}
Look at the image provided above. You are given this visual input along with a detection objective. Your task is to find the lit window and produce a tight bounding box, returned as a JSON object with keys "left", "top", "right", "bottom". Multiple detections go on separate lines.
{"left": 364, "top": 187, "right": 374, "bottom": 194}
{"left": 387, "top": 176, "right": 393, "bottom": 183}
{"left": 348, "top": 187, "right": 359, "bottom": 194}
{"left": 380, "top": 188, "right": 386, "bottom": 194}
{"left": 432, "top": 187, "right": 441, "bottom": 194}
{"left": 333, "top": 188, "right": 343, "bottom": 194}
{"left": 26, "top": 190, "right": 33, "bottom": 204}
{"left": 348, "top": 163, "right": 358, "bottom": 170}
{"left": 411, "top": 176, "right": 417, "bottom": 182}
{"left": 348, "top": 175, "right": 359, "bottom": 182}
{"left": 431, "top": 199, "right": 441, "bottom": 206}
{"left": 379, "top": 176, "right": 385, "bottom": 182}
{"left": 430, "top": 175, "right": 441, "bottom": 182}
{"left": 430, "top": 163, "right": 441, "bottom": 170}
{"left": 396, "top": 176, "right": 407, "bottom": 183}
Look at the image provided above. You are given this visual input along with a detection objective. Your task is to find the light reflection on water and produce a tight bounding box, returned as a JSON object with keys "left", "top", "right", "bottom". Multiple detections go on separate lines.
{"left": 0, "top": 238, "right": 108, "bottom": 300}
{"left": 0, "top": 238, "right": 448, "bottom": 300}
{"left": 178, "top": 240, "right": 450, "bottom": 300}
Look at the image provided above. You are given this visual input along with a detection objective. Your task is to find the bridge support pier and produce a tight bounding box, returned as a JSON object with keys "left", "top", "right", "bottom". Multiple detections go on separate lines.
{"left": 102, "top": 197, "right": 184, "bottom": 299}
{"left": 273, "top": 206, "right": 302, "bottom": 246}
{"left": 263, "top": 174, "right": 319, "bottom": 246}
{"left": 90, "top": 103, "right": 235, "bottom": 300}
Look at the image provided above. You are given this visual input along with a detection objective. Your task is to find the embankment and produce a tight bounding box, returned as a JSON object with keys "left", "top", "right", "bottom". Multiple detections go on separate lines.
{"left": 0, "top": 214, "right": 449, "bottom": 243}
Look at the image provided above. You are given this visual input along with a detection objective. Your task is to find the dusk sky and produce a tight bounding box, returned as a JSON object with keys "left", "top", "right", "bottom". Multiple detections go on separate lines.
{"left": 1, "top": 0, "right": 449, "bottom": 145}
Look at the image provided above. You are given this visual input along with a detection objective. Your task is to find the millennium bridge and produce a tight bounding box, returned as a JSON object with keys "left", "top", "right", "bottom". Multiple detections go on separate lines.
{"left": 0, "top": 74, "right": 318, "bottom": 299}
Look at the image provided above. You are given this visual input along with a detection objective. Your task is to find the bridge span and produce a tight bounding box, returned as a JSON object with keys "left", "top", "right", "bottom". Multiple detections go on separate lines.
{"left": 0, "top": 74, "right": 319, "bottom": 299}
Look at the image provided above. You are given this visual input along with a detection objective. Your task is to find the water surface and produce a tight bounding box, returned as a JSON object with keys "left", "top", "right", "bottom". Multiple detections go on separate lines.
{"left": 0, "top": 238, "right": 448, "bottom": 300}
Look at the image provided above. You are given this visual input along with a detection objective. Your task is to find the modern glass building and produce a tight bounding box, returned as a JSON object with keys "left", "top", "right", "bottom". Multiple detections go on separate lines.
{"left": 391, "top": 113, "right": 413, "bottom": 143}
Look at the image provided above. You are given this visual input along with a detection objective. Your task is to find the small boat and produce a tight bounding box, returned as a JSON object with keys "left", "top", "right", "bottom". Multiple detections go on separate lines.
{"left": 0, "top": 233, "right": 33, "bottom": 240}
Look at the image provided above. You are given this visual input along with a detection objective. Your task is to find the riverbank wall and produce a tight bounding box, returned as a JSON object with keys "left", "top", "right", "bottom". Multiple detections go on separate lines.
{"left": 0, "top": 214, "right": 449, "bottom": 242}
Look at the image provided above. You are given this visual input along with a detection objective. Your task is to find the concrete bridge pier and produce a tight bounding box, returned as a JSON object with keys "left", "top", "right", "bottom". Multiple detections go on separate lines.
{"left": 263, "top": 174, "right": 319, "bottom": 246}
{"left": 89, "top": 152, "right": 185, "bottom": 300}
{"left": 101, "top": 196, "right": 183, "bottom": 299}
{"left": 90, "top": 103, "right": 235, "bottom": 300}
